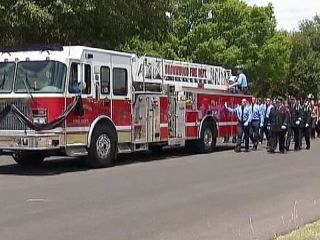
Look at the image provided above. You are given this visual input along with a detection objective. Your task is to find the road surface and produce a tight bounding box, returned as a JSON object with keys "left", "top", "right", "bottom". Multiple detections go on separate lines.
{"left": 0, "top": 143, "right": 320, "bottom": 240}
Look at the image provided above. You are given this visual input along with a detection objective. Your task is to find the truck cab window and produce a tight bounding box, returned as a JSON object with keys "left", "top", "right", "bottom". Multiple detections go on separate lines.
{"left": 69, "top": 62, "right": 80, "bottom": 93}
{"left": 101, "top": 66, "right": 110, "bottom": 94}
{"left": 113, "top": 68, "right": 127, "bottom": 96}
{"left": 83, "top": 64, "right": 91, "bottom": 95}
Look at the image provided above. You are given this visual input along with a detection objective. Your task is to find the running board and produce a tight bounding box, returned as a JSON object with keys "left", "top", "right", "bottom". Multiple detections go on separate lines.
{"left": 168, "top": 138, "right": 185, "bottom": 146}
{"left": 66, "top": 147, "right": 88, "bottom": 157}
{"left": 118, "top": 143, "right": 132, "bottom": 154}
{"left": 118, "top": 143, "right": 148, "bottom": 153}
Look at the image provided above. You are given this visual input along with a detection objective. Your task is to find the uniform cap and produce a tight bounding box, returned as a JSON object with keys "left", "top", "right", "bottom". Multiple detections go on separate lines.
{"left": 235, "top": 65, "right": 244, "bottom": 70}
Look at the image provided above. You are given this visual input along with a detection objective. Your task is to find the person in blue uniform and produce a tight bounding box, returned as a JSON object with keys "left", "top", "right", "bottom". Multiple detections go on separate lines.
{"left": 228, "top": 66, "right": 248, "bottom": 94}
{"left": 260, "top": 98, "right": 273, "bottom": 145}
{"left": 225, "top": 99, "right": 252, "bottom": 152}
{"left": 250, "top": 97, "right": 264, "bottom": 150}
{"left": 70, "top": 79, "right": 80, "bottom": 93}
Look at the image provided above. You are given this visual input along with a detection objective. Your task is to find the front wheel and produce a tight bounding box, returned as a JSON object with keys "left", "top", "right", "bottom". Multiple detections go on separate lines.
{"left": 12, "top": 151, "right": 45, "bottom": 167}
{"left": 196, "top": 121, "right": 216, "bottom": 154}
{"left": 85, "top": 124, "right": 117, "bottom": 168}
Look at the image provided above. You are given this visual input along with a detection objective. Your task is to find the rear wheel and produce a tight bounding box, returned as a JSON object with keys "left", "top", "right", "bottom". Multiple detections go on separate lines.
{"left": 85, "top": 124, "right": 117, "bottom": 168}
{"left": 12, "top": 151, "right": 45, "bottom": 167}
{"left": 196, "top": 121, "right": 216, "bottom": 154}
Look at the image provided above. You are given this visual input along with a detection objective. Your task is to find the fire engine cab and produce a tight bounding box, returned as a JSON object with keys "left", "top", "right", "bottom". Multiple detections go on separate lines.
{"left": 0, "top": 46, "right": 250, "bottom": 167}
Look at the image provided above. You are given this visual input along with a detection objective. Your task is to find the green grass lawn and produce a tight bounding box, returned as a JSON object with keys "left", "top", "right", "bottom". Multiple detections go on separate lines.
{"left": 277, "top": 220, "right": 320, "bottom": 240}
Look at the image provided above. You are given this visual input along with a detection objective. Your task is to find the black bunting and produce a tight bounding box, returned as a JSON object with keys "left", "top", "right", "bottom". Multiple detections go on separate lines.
{"left": 0, "top": 96, "right": 81, "bottom": 131}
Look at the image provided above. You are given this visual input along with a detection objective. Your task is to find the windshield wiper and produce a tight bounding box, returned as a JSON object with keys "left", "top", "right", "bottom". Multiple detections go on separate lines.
{"left": 22, "top": 72, "right": 34, "bottom": 102}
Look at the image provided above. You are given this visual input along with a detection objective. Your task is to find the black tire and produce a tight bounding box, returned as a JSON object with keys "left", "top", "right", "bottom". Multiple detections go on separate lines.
{"left": 12, "top": 151, "right": 45, "bottom": 167}
{"left": 85, "top": 124, "right": 117, "bottom": 168}
{"left": 196, "top": 121, "right": 216, "bottom": 154}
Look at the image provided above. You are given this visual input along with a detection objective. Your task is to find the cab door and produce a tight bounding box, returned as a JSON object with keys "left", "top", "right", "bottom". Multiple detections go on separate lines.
{"left": 66, "top": 60, "right": 94, "bottom": 146}
{"left": 111, "top": 55, "right": 132, "bottom": 143}
{"left": 98, "top": 65, "right": 112, "bottom": 118}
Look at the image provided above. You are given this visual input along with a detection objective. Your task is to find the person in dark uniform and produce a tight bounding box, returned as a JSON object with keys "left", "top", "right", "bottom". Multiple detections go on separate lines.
{"left": 299, "top": 99, "right": 312, "bottom": 150}
{"left": 285, "top": 97, "right": 293, "bottom": 151}
{"left": 285, "top": 96, "right": 303, "bottom": 151}
{"left": 225, "top": 99, "right": 252, "bottom": 152}
{"left": 310, "top": 100, "right": 317, "bottom": 139}
{"left": 268, "top": 97, "right": 290, "bottom": 154}
{"left": 316, "top": 100, "right": 320, "bottom": 138}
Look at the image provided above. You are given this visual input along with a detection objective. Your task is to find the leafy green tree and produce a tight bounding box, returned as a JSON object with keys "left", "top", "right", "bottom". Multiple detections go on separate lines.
{"left": 289, "top": 15, "right": 320, "bottom": 99}
{"left": 0, "top": 0, "right": 173, "bottom": 48}
{"left": 253, "top": 32, "right": 292, "bottom": 97}
{"left": 112, "top": 0, "right": 302, "bottom": 99}
{"left": 1, "top": 0, "right": 317, "bottom": 99}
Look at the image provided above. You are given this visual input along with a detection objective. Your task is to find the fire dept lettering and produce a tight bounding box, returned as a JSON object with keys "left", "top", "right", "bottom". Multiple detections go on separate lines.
{"left": 165, "top": 65, "right": 207, "bottom": 78}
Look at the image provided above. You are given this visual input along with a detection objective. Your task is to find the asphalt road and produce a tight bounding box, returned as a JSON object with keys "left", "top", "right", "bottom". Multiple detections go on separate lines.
{"left": 0, "top": 142, "right": 320, "bottom": 240}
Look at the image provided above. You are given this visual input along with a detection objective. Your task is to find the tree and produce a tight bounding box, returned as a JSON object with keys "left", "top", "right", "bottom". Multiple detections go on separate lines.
{"left": 124, "top": 0, "right": 280, "bottom": 96}
{"left": 253, "top": 32, "right": 292, "bottom": 97}
{"left": 2, "top": 0, "right": 315, "bottom": 99}
{"left": 0, "top": 0, "right": 173, "bottom": 49}
{"left": 289, "top": 15, "right": 320, "bottom": 99}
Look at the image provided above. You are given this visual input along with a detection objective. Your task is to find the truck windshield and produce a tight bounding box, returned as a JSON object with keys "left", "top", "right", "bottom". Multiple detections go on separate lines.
{"left": 14, "top": 61, "right": 66, "bottom": 93}
{"left": 0, "top": 62, "right": 15, "bottom": 93}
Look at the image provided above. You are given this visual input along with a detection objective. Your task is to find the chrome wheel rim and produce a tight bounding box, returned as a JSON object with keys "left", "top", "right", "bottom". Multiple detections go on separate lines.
{"left": 204, "top": 128, "right": 213, "bottom": 147}
{"left": 96, "top": 134, "right": 111, "bottom": 159}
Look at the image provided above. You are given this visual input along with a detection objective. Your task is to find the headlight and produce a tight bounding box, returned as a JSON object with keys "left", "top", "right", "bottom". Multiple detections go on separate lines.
{"left": 33, "top": 117, "right": 47, "bottom": 124}
{"left": 32, "top": 108, "right": 48, "bottom": 125}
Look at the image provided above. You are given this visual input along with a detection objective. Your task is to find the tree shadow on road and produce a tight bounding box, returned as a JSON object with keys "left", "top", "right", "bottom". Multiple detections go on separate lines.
{"left": 0, "top": 157, "right": 88, "bottom": 176}
{"left": 0, "top": 146, "right": 232, "bottom": 176}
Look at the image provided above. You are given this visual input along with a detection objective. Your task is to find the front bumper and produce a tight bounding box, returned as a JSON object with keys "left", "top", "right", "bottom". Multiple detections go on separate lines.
{"left": 0, "top": 131, "right": 65, "bottom": 150}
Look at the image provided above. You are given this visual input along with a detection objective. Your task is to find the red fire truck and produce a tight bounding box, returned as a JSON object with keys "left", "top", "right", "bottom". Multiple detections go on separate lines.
{"left": 0, "top": 46, "right": 250, "bottom": 167}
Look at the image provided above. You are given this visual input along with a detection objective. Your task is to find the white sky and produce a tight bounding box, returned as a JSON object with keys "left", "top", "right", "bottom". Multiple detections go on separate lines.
{"left": 244, "top": 0, "right": 320, "bottom": 31}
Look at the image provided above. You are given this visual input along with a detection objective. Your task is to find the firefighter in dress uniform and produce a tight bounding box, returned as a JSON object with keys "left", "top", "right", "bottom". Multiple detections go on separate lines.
{"left": 299, "top": 99, "right": 312, "bottom": 150}
{"left": 284, "top": 97, "right": 293, "bottom": 151}
{"left": 228, "top": 66, "right": 248, "bottom": 94}
{"left": 268, "top": 97, "right": 290, "bottom": 154}
{"left": 225, "top": 99, "right": 252, "bottom": 152}
{"left": 260, "top": 98, "right": 273, "bottom": 145}
{"left": 310, "top": 100, "right": 317, "bottom": 139}
{"left": 285, "top": 96, "right": 302, "bottom": 151}
{"left": 250, "top": 97, "right": 264, "bottom": 150}
{"left": 316, "top": 100, "right": 320, "bottom": 138}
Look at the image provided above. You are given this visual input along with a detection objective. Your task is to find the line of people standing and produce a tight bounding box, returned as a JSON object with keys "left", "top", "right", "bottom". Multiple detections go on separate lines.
{"left": 225, "top": 95, "right": 318, "bottom": 153}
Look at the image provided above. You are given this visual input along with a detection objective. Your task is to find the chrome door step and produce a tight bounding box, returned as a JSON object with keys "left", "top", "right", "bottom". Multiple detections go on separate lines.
{"left": 66, "top": 147, "right": 88, "bottom": 157}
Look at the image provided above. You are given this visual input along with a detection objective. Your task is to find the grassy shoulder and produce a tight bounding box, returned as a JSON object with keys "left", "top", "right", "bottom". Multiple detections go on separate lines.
{"left": 277, "top": 220, "right": 320, "bottom": 240}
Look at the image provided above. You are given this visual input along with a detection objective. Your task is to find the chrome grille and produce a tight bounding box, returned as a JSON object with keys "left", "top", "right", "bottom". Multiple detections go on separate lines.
{"left": 0, "top": 100, "right": 29, "bottom": 130}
